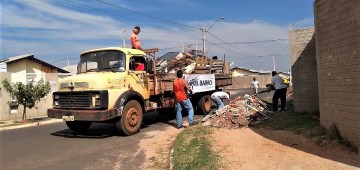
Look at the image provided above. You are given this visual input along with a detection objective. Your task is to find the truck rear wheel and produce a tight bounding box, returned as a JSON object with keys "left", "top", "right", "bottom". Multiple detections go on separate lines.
{"left": 197, "top": 95, "right": 212, "bottom": 115}
{"left": 116, "top": 100, "right": 143, "bottom": 135}
{"left": 66, "top": 121, "right": 92, "bottom": 133}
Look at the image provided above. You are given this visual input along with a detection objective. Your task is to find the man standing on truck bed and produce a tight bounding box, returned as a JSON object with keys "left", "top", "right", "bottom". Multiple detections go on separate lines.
{"left": 130, "top": 26, "right": 142, "bottom": 50}
{"left": 173, "top": 70, "right": 197, "bottom": 129}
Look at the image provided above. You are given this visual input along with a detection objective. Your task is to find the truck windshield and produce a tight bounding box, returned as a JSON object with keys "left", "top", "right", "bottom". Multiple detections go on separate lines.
{"left": 78, "top": 50, "right": 126, "bottom": 73}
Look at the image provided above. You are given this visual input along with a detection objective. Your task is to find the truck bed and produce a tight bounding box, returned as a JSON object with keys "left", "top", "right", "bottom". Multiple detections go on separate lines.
{"left": 149, "top": 73, "right": 232, "bottom": 95}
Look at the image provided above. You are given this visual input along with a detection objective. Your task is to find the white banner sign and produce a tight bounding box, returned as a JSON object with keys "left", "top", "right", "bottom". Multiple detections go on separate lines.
{"left": 184, "top": 74, "right": 215, "bottom": 93}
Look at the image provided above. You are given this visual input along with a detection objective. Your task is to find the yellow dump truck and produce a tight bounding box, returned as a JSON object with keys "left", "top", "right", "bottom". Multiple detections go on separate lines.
{"left": 48, "top": 47, "right": 232, "bottom": 135}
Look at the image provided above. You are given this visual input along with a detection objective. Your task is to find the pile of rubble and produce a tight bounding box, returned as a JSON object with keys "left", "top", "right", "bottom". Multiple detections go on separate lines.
{"left": 202, "top": 94, "right": 273, "bottom": 129}
{"left": 155, "top": 51, "right": 230, "bottom": 74}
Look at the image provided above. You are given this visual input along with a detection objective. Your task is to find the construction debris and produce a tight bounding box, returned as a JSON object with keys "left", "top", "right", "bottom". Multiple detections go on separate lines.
{"left": 156, "top": 51, "right": 230, "bottom": 74}
{"left": 202, "top": 94, "right": 273, "bottom": 129}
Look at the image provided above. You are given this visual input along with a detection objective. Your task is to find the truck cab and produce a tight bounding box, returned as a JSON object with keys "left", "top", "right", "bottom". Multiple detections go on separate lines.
{"left": 48, "top": 47, "right": 152, "bottom": 135}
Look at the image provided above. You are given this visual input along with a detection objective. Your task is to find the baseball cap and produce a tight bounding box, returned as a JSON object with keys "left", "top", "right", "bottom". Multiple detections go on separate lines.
{"left": 134, "top": 26, "right": 140, "bottom": 30}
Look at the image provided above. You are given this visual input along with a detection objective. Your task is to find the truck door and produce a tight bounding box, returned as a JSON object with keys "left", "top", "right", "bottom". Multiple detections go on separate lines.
{"left": 128, "top": 56, "right": 150, "bottom": 99}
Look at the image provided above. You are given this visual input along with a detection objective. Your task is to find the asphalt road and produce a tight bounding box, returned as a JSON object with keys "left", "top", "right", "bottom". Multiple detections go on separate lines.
{"left": 0, "top": 88, "right": 272, "bottom": 170}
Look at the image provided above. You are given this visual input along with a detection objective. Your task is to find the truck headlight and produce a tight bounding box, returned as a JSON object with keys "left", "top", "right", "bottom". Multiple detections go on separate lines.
{"left": 53, "top": 94, "right": 60, "bottom": 106}
{"left": 93, "top": 94, "right": 101, "bottom": 106}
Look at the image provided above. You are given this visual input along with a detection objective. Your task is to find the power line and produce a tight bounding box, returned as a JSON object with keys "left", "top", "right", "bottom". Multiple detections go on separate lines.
{"left": 49, "top": 57, "right": 77, "bottom": 63}
{"left": 23, "top": 0, "right": 127, "bottom": 30}
{"left": 57, "top": 0, "right": 202, "bottom": 44}
{"left": 206, "top": 31, "right": 262, "bottom": 57}
{"left": 96, "top": 0, "right": 198, "bottom": 30}
{"left": 63, "top": 0, "right": 197, "bottom": 38}
{"left": 226, "top": 38, "right": 288, "bottom": 45}
{"left": 25, "top": 0, "right": 200, "bottom": 44}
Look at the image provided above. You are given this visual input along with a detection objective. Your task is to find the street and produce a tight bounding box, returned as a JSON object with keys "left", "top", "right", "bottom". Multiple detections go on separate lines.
{"left": 0, "top": 89, "right": 271, "bottom": 170}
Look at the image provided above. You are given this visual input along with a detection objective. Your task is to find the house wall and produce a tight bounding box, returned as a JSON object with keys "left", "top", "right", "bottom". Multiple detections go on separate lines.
{"left": 0, "top": 73, "right": 65, "bottom": 121}
{"left": 315, "top": 0, "right": 360, "bottom": 148}
{"left": 289, "top": 28, "right": 319, "bottom": 112}
{"left": 0, "top": 73, "right": 13, "bottom": 120}
{"left": 7, "top": 60, "right": 27, "bottom": 83}
{"left": 26, "top": 60, "right": 58, "bottom": 73}
{"left": 232, "top": 69, "right": 257, "bottom": 77}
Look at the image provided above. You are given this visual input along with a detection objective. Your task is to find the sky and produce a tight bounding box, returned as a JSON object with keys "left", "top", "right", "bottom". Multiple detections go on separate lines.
{"left": 0, "top": 0, "right": 315, "bottom": 72}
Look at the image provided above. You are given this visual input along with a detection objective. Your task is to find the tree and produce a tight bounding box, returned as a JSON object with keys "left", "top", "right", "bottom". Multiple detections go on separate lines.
{"left": 2, "top": 79, "right": 51, "bottom": 123}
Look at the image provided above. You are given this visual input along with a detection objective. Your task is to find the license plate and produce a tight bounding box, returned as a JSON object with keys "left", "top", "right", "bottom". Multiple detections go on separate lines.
{"left": 62, "top": 115, "right": 74, "bottom": 121}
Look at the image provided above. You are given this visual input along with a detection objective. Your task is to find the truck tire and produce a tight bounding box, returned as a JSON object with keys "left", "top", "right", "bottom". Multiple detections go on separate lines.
{"left": 197, "top": 95, "right": 212, "bottom": 115}
{"left": 116, "top": 100, "right": 143, "bottom": 135}
{"left": 66, "top": 121, "right": 92, "bottom": 133}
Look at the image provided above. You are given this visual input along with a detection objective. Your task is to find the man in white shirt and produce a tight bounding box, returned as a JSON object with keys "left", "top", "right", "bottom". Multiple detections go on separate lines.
{"left": 250, "top": 77, "right": 259, "bottom": 95}
{"left": 271, "top": 71, "right": 288, "bottom": 112}
{"left": 211, "top": 91, "right": 231, "bottom": 109}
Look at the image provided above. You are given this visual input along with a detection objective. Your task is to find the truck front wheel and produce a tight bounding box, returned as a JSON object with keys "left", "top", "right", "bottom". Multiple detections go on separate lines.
{"left": 116, "top": 100, "right": 143, "bottom": 135}
{"left": 197, "top": 95, "right": 212, "bottom": 115}
{"left": 66, "top": 121, "right": 92, "bottom": 133}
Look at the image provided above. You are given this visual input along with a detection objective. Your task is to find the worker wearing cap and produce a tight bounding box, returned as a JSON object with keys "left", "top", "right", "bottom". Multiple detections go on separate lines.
{"left": 130, "top": 26, "right": 142, "bottom": 50}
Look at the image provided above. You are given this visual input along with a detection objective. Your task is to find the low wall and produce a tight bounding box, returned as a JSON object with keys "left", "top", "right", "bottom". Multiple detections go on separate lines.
{"left": 225, "top": 76, "right": 272, "bottom": 89}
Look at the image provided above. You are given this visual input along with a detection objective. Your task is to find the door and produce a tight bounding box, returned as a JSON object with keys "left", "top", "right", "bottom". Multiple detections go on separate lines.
{"left": 128, "top": 56, "right": 150, "bottom": 99}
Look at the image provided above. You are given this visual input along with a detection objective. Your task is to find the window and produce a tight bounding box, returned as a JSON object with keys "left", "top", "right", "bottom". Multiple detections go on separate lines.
{"left": 78, "top": 50, "right": 126, "bottom": 73}
{"left": 130, "top": 56, "right": 145, "bottom": 71}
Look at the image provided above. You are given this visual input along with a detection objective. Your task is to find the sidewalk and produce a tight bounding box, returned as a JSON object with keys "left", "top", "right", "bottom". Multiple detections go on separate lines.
{"left": 0, "top": 117, "right": 63, "bottom": 131}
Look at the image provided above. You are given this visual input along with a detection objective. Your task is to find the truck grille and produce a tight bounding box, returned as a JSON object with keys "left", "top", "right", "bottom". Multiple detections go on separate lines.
{"left": 58, "top": 93, "right": 91, "bottom": 108}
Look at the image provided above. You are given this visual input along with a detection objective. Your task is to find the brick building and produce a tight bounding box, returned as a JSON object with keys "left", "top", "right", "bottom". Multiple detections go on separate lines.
{"left": 290, "top": 0, "right": 360, "bottom": 148}
{"left": 289, "top": 28, "right": 319, "bottom": 113}
{"left": 314, "top": 0, "right": 360, "bottom": 148}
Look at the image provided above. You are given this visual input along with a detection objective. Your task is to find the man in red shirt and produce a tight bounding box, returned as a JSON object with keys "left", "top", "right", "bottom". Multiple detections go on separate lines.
{"left": 130, "top": 26, "right": 142, "bottom": 50}
{"left": 135, "top": 61, "right": 145, "bottom": 71}
{"left": 173, "top": 70, "right": 197, "bottom": 129}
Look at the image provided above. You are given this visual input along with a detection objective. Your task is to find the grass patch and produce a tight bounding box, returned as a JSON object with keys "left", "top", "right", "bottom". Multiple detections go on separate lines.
{"left": 172, "top": 126, "right": 219, "bottom": 170}
{"left": 255, "top": 100, "right": 358, "bottom": 153}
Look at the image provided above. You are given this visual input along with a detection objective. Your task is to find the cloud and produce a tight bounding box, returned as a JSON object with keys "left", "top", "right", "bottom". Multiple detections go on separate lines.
{"left": 1, "top": 0, "right": 295, "bottom": 71}
{"left": 292, "top": 17, "right": 314, "bottom": 29}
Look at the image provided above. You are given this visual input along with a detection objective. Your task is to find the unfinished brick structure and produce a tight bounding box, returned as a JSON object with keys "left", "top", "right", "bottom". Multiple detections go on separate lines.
{"left": 289, "top": 28, "right": 319, "bottom": 113}
{"left": 314, "top": 0, "right": 360, "bottom": 148}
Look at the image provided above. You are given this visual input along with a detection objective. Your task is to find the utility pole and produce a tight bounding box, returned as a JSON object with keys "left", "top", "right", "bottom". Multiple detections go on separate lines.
{"left": 122, "top": 30, "right": 126, "bottom": 48}
{"left": 272, "top": 53, "right": 276, "bottom": 71}
{"left": 201, "top": 27, "right": 206, "bottom": 57}
{"left": 200, "top": 17, "right": 224, "bottom": 57}
{"left": 195, "top": 42, "right": 198, "bottom": 57}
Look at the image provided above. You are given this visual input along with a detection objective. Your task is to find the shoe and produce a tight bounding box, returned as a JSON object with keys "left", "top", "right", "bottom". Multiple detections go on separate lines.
{"left": 176, "top": 125, "right": 184, "bottom": 129}
{"left": 189, "top": 120, "right": 199, "bottom": 126}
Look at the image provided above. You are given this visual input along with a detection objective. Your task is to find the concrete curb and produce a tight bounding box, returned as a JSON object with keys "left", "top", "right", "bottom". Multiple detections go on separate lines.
{"left": 0, "top": 119, "right": 63, "bottom": 131}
